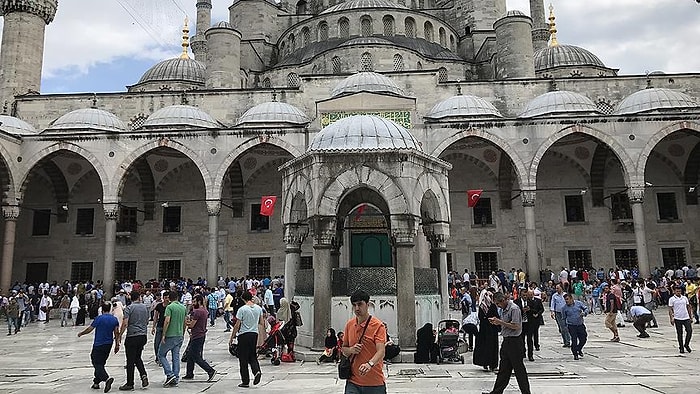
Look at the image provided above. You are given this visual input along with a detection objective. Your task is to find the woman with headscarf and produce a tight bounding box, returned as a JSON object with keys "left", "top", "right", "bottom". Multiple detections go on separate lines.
{"left": 111, "top": 297, "right": 124, "bottom": 327}
{"left": 317, "top": 328, "right": 338, "bottom": 363}
{"left": 276, "top": 298, "right": 291, "bottom": 323}
{"left": 280, "top": 300, "right": 301, "bottom": 361}
{"left": 75, "top": 293, "right": 87, "bottom": 326}
{"left": 414, "top": 322, "right": 436, "bottom": 363}
{"left": 69, "top": 294, "right": 80, "bottom": 326}
{"left": 473, "top": 287, "right": 499, "bottom": 371}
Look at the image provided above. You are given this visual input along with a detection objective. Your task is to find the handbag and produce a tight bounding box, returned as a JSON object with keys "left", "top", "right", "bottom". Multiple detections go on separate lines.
{"left": 338, "top": 315, "right": 372, "bottom": 380}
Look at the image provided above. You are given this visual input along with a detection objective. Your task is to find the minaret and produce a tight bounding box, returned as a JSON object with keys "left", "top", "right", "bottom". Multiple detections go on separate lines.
{"left": 190, "top": 0, "right": 211, "bottom": 62}
{"left": 0, "top": 0, "right": 58, "bottom": 104}
{"left": 205, "top": 22, "right": 241, "bottom": 89}
{"left": 530, "top": 0, "right": 549, "bottom": 51}
{"left": 493, "top": 11, "right": 535, "bottom": 79}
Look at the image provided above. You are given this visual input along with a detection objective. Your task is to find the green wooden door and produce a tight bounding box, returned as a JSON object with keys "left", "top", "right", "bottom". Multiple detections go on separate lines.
{"left": 351, "top": 233, "right": 392, "bottom": 267}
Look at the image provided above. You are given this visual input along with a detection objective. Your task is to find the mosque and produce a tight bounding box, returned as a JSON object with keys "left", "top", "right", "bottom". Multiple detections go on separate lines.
{"left": 0, "top": 0, "right": 698, "bottom": 347}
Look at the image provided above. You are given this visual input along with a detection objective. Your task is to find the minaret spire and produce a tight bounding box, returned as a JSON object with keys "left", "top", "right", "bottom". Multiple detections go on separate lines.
{"left": 548, "top": 3, "right": 559, "bottom": 47}
{"left": 180, "top": 17, "right": 191, "bottom": 59}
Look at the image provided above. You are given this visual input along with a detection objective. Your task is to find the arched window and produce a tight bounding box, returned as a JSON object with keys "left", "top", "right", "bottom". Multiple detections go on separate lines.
{"left": 262, "top": 77, "right": 271, "bottom": 88}
{"left": 289, "top": 33, "right": 296, "bottom": 52}
{"left": 439, "top": 27, "right": 446, "bottom": 47}
{"left": 332, "top": 56, "right": 341, "bottom": 74}
{"left": 418, "top": 0, "right": 424, "bottom": 8}
{"left": 405, "top": 17, "right": 416, "bottom": 38}
{"left": 302, "top": 27, "right": 311, "bottom": 46}
{"left": 318, "top": 22, "right": 329, "bottom": 41}
{"left": 296, "top": 0, "right": 307, "bottom": 14}
{"left": 398, "top": 0, "right": 405, "bottom": 4}
{"left": 360, "top": 52, "right": 373, "bottom": 71}
{"left": 361, "top": 15, "right": 373, "bottom": 36}
{"left": 450, "top": 35, "right": 455, "bottom": 51}
{"left": 339, "top": 17, "right": 350, "bottom": 38}
{"left": 416, "top": 61, "right": 422, "bottom": 70}
{"left": 424, "top": 21, "right": 434, "bottom": 42}
{"left": 392, "top": 54, "right": 404, "bottom": 71}
{"left": 287, "top": 72, "right": 301, "bottom": 88}
{"left": 438, "top": 67, "right": 447, "bottom": 82}
{"left": 280, "top": 41, "right": 286, "bottom": 54}
{"left": 383, "top": 15, "right": 395, "bottom": 36}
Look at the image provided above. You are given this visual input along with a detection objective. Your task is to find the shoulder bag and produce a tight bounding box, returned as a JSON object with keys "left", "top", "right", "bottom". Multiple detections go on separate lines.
{"left": 338, "top": 315, "right": 372, "bottom": 380}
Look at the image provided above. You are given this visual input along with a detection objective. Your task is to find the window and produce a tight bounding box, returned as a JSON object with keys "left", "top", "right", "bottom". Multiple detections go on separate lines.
{"left": 250, "top": 204, "right": 270, "bottom": 231}
{"left": 450, "top": 34, "right": 455, "bottom": 51}
{"left": 567, "top": 250, "right": 592, "bottom": 270}
{"left": 424, "top": 21, "right": 433, "bottom": 41}
{"left": 289, "top": 34, "right": 296, "bottom": 52}
{"left": 75, "top": 208, "right": 95, "bottom": 235}
{"left": 361, "top": 16, "right": 372, "bottom": 36}
{"left": 117, "top": 205, "right": 138, "bottom": 233}
{"left": 383, "top": 15, "right": 395, "bottom": 36}
{"left": 332, "top": 56, "right": 341, "bottom": 74}
{"left": 301, "top": 27, "right": 311, "bottom": 46}
{"left": 249, "top": 257, "right": 271, "bottom": 278}
{"left": 447, "top": 253, "right": 453, "bottom": 272}
{"left": 416, "top": 61, "right": 422, "bottom": 70}
{"left": 262, "top": 78, "right": 271, "bottom": 88}
{"left": 392, "top": 54, "right": 404, "bottom": 71}
{"left": 657, "top": 192, "right": 679, "bottom": 221}
{"left": 71, "top": 262, "right": 93, "bottom": 283}
{"left": 438, "top": 67, "right": 448, "bottom": 82}
{"left": 296, "top": 0, "right": 307, "bottom": 14}
{"left": 318, "top": 22, "right": 329, "bottom": 41}
{"left": 610, "top": 193, "right": 632, "bottom": 220}
{"left": 158, "top": 260, "right": 181, "bottom": 280}
{"left": 32, "top": 209, "right": 51, "bottom": 236}
{"left": 565, "top": 195, "right": 585, "bottom": 222}
{"left": 339, "top": 18, "right": 350, "bottom": 38}
{"left": 300, "top": 256, "right": 313, "bottom": 270}
{"left": 614, "top": 249, "right": 637, "bottom": 270}
{"left": 472, "top": 197, "right": 492, "bottom": 225}
{"left": 115, "top": 261, "right": 137, "bottom": 282}
{"left": 661, "top": 247, "right": 686, "bottom": 270}
{"left": 405, "top": 18, "right": 416, "bottom": 38}
{"left": 439, "top": 27, "right": 446, "bottom": 47}
{"left": 287, "top": 72, "right": 300, "bottom": 88}
{"left": 162, "top": 206, "right": 181, "bottom": 233}
{"left": 474, "top": 252, "right": 498, "bottom": 280}
{"left": 360, "top": 52, "right": 373, "bottom": 71}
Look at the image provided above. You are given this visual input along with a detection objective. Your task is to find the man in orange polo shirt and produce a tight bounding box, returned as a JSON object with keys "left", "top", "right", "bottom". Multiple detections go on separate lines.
{"left": 341, "top": 290, "right": 387, "bottom": 394}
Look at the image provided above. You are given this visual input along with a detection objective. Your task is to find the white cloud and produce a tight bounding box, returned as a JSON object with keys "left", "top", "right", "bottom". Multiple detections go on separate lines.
{"left": 1, "top": 0, "right": 697, "bottom": 90}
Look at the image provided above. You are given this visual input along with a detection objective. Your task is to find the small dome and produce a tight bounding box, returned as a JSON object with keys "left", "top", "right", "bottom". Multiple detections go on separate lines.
{"left": 331, "top": 72, "right": 404, "bottom": 98}
{"left": 237, "top": 102, "right": 310, "bottom": 126}
{"left": 534, "top": 44, "right": 605, "bottom": 71}
{"left": 212, "top": 21, "right": 232, "bottom": 29}
{"left": 321, "top": 0, "right": 407, "bottom": 14}
{"left": 142, "top": 105, "right": 220, "bottom": 129}
{"left": 309, "top": 115, "right": 421, "bottom": 151}
{"left": 0, "top": 115, "right": 38, "bottom": 136}
{"left": 426, "top": 95, "right": 502, "bottom": 120}
{"left": 45, "top": 108, "right": 128, "bottom": 133}
{"left": 613, "top": 88, "right": 697, "bottom": 115}
{"left": 502, "top": 10, "right": 526, "bottom": 17}
{"left": 138, "top": 57, "right": 205, "bottom": 85}
{"left": 519, "top": 91, "right": 600, "bottom": 118}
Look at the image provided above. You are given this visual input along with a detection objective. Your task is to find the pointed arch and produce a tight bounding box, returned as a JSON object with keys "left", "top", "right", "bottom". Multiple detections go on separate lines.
{"left": 431, "top": 129, "right": 528, "bottom": 188}
{"left": 637, "top": 121, "right": 700, "bottom": 180}
{"left": 111, "top": 139, "right": 212, "bottom": 202}
{"left": 414, "top": 172, "right": 450, "bottom": 225}
{"left": 0, "top": 145, "right": 17, "bottom": 203}
{"left": 530, "top": 124, "right": 634, "bottom": 187}
{"left": 282, "top": 172, "right": 313, "bottom": 223}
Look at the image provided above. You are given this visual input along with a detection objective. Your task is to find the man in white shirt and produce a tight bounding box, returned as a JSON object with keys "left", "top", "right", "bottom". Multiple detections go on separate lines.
{"left": 463, "top": 270, "right": 470, "bottom": 285}
{"left": 669, "top": 286, "right": 693, "bottom": 354}
{"left": 559, "top": 268, "right": 568, "bottom": 284}
{"left": 263, "top": 287, "right": 275, "bottom": 315}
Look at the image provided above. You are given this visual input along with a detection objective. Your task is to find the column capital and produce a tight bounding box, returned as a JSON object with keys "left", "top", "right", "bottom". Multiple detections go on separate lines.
{"left": 310, "top": 216, "right": 337, "bottom": 248}
{"left": 2, "top": 205, "right": 20, "bottom": 220}
{"left": 103, "top": 203, "right": 119, "bottom": 221}
{"left": 206, "top": 201, "right": 221, "bottom": 216}
{"left": 284, "top": 223, "right": 309, "bottom": 248}
{"left": 0, "top": 0, "right": 58, "bottom": 24}
{"left": 629, "top": 186, "right": 645, "bottom": 204}
{"left": 521, "top": 189, "right": 536, "bottom": 207}
{"left": 422, "top": 226, "right": 448, "bottom": 249}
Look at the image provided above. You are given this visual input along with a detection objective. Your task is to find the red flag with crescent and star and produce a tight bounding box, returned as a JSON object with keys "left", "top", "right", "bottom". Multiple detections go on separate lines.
{"left": 260, "top": 196, "right": 277, "bottom": 216}
{"left": 467, "top": 190, "right": 483, "bottom": 208}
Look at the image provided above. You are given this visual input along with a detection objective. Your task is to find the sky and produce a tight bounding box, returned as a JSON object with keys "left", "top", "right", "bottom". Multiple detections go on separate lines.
{"left": 0, "top": 0, "right": 698, "bottom": 94}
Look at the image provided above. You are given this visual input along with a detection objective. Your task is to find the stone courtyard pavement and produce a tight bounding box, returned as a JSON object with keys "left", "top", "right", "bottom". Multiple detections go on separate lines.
{"left": 0, "top": 310, "right": 697, "bottom": 393}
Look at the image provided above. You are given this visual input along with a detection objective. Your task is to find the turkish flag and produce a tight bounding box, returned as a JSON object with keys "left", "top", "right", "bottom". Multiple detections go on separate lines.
{"left": 259, "top": 196, "right": 277, "bottom": 216}
{"left": 354, "top": 204, "right": 367, "bottom": 222}
{"left": 467, "top": 190, "right": 483, "bottom": 208}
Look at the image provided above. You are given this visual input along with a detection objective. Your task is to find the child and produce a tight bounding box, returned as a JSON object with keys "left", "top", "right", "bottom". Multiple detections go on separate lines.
{"left": 317, "top": 328, "right": 338, "bottom": 363}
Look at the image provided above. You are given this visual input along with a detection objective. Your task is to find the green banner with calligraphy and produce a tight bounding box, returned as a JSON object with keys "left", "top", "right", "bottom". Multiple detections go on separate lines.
{"left": 320, "top": 110, "right": 412, "bottom": 129}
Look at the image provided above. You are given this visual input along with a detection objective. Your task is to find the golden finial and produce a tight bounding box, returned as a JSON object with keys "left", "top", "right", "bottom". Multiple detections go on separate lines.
{"left": 180, "top": 17, "right": 190, "bottom": 59}
{"left": 548, "top": 3, "right": 559, "bottom": 47}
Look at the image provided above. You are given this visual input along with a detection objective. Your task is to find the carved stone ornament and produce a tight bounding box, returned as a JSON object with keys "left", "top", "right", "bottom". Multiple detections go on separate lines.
{"left": 422, "top": 226, "right": 448, "bottom": 249}
{"left": 2, "top": 205, "right": 20, "bottom": 220}
{"left": 521, "top": 190, "right": 536, "bottom": 207}
{"left": 103, "top": 203, "right": 120, "bottom": 221}
{"left": 311, "top": 216, "right": 336, "bottom": 247}
{"left": 284, "top": 224, "right": 309, "bottom": 247}
{"left": 391, "top": 228, "right": 416, "bottom": 245}
{"left": 206, "top": 201, "right": 221, "bottom": 216}
{"left": 629, "top": 186, "right": 645, "bottom": 204}
{"left": 0, "top": 0, "right": 58, "bottom": 24}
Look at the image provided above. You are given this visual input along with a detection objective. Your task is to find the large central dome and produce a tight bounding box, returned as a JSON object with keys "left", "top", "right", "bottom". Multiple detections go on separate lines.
{"left": 534, "top": 44, "right": 605, "bottom": 71}
{"left": 321, "top": 0, "right": 408, "bottom": 14}
{"left": 309, "top": 115, "right": 420, "bottom": 151}
{"left": 137, "top": 57, "right": 205, "bottom": 85}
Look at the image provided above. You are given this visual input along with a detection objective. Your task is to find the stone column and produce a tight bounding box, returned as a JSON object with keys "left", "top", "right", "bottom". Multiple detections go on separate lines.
{"left": 630, "top": 186, "right": 651, "bottom": 278}
{"left": 423, "top": 226, "right": 449, "bottom": 318}
{"left": 102, "top": 203, "right": 119, "bottom": 298}
{"left": 522, "top": 190, "right": 539, "bottom": 282}
{"left": 1, "top": 206, "right": 20, "bottom": 293}
{"left": 393, "top": 219, "right": 417, "bottom": 350}
{"left": 311, "top": 216, "right": 336, "bottom": 349}
{"left": 206, "top": 201, "right": 221, "bottom": 287}
{"left": 284, "top": 224, "right": 308, "bottom": 300}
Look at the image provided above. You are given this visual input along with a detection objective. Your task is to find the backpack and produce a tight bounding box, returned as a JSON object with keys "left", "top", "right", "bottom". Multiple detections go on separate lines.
{"left": 461, "top": 297, "right": 470, "bottom": 315}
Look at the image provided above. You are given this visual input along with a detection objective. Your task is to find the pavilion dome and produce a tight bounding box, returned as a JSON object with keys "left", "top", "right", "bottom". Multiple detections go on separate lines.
{"left": 613, "top": 88, "right": 697, "bottom": 115}
{"left": 142, "top": 105, "right": 220, "bottom": 129}
{"left": 331, "top": 72, "right": 404, "bottom": 98}
{"left": 237, "top": 102, "right": 310, "bottom": 126}
{"left": 137, "top": 57, "right": 205, "bottom": 85}
{"left": 309, "top": 114, "right": 421, "bottom": 151}
{"left": 0, "top": 115, "right": 38, "bottom": 136}
{"left": 321, "top": 0, "right": 408, "bottom": 14}
{"left": 519, "top": 91, "right": 600, "bottom": 118}
{"left": 45, "top": 108, "right": 128, "bottom": 133}
{"left": 425, "top": 95, "right": 502, "bottom": 120}
{"left": 534, "top": 44, "right": 605, "bottom": 72}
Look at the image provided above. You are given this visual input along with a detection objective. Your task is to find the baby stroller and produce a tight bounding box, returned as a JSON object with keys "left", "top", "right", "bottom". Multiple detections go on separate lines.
{"left": 436, "top": 320, "right": 464, "bottom": 364}
{"left": 258, "top": 316, "right": 285, "bottom": 365}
